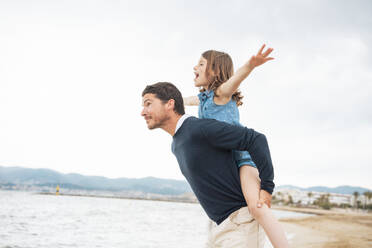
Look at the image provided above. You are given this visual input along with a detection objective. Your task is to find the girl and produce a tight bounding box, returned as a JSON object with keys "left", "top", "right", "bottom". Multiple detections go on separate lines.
{"left": 184, "top": 45, "right": 289, "bottom": 248}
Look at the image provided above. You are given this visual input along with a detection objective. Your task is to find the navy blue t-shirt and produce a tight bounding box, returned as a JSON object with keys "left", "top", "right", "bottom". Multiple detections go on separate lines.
{"left": 171, "top": 117, "right": 274, "bottom": 224}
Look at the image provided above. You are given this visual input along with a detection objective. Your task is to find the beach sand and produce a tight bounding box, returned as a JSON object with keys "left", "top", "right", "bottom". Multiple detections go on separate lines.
{"left": 275, "top": 206, "right": 372, "bottom": 248}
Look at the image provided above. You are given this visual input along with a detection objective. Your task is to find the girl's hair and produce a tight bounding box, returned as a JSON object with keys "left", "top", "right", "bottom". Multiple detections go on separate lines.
{"left": 201, "top": 50, "right": 243, "bottom": 106}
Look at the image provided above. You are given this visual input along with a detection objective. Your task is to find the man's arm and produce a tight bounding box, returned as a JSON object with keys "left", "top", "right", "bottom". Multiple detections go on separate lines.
{"left": 200, "top": 119, "right": 275, "bottom": 194}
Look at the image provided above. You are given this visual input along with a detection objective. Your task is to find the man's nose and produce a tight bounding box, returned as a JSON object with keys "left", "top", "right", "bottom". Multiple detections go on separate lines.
{"left": 141, "top": 108, "right": 146, "bottom": 116}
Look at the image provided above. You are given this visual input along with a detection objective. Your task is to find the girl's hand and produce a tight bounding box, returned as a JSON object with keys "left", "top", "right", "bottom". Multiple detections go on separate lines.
{"left": 216, "top": 44, "right": 274, "bottom": 100}
{"left": 247, "top": 44, "right": 274, "bottom": 69}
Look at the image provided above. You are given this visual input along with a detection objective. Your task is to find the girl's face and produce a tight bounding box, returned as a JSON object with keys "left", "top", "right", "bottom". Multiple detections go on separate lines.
{"left": 193, "top": 57, "right": 212, "bottom": 88}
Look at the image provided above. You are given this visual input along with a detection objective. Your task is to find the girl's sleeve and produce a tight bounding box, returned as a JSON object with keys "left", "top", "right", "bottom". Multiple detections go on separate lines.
{"left": 200, "top": 119, "right": 275, "bottom": 194}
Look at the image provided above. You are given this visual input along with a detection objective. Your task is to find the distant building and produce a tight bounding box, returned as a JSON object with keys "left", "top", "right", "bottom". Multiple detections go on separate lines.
{"left": 274, "top": 188, "right": 355, "bottom": 206}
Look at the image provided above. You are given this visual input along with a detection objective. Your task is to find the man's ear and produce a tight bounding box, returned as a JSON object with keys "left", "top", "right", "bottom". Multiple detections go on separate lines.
{"left": 166, "top": 99, "right": 175, "bottom": 111}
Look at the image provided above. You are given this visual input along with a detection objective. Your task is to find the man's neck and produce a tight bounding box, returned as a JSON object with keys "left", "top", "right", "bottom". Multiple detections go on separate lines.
{"left": 162, "top": 114, "right": 182, "bottom": 136}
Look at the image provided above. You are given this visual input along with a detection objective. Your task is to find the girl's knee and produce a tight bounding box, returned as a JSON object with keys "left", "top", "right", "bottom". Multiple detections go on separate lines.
{"left": 248, "top": 204, "right": 265, "bottom": 220}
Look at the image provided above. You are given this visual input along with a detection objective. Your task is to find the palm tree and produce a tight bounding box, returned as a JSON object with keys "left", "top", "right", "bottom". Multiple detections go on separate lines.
{"left": 276, "top": 191, "right": 282, "bottom": 200}
{"left": 353, "top": 191, "right": 360, "bottom": 208}
{"left": 363, "top": 191, "right": 369, "bottom": 209}
{"left": 287, "top": 194, "right": 294, "bottom": 205}
{"left": 315, "top": 194, "right": 331, "bottom": 210}
{"left": 307, "top": 192, "right": 313, "bottom": 205}
{"left": 364, "top": 191, "right": 372, "bottom": 208}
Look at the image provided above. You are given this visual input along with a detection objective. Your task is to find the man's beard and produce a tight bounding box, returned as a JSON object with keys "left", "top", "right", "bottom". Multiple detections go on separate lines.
{"left": 148, "top": 114, "right": 170, "bottom": 130}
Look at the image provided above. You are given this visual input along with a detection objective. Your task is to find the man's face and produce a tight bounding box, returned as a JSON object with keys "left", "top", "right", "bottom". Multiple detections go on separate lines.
{"left": 141, "top": 93, "right": 170, "bottom": 130}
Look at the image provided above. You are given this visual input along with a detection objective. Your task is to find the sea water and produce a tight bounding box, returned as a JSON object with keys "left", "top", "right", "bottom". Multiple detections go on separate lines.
{"left": 0, "top": 190, "right": 310, "bottom": 248}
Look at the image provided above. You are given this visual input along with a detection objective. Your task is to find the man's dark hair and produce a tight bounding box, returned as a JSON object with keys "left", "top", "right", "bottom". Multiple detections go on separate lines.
{"left": 142, "top": 82, "right": 185, "bottom": 115}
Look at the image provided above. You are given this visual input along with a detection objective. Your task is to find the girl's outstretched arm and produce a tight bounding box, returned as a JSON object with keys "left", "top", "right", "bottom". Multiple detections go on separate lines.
{"left": 183, "top": 96, "right": 200, "bottom": 106}
{"left": 216, "top": 44, "right": 274, "bottom": 100}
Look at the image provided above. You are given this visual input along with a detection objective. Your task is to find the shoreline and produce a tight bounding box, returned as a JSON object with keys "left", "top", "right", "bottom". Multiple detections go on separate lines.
{"left": 38, "top": 192, "right": 372, "bottom": 247}
{"left": 37, "top": 192, "right": 198, "bottom": 204}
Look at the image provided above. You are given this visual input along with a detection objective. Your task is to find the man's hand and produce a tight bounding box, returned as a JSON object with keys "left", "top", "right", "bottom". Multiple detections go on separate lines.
{"left": 246, "top": 44, "right": 274, "bottom": 69}
{"left": 257, "top": 189, "right": 272, "bottom": 208}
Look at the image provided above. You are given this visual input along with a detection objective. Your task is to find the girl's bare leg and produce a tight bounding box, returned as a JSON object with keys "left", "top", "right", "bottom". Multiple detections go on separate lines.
{"left": 239, "top": 165, "right": 289, "bottom": 248}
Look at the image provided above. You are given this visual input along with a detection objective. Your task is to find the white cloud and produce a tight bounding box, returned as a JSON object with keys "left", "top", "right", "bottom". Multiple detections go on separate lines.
{"left": 0, "top": 0, "right": 371, "bottom": 189}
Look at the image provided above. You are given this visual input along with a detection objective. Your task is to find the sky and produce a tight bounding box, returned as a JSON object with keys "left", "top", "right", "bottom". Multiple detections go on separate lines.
{"left": 0, "top": 0, "right": 371, "bottom": 189}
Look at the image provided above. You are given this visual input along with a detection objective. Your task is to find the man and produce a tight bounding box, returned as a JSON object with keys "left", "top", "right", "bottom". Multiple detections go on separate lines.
{"left": 141, "top": 82, "right": 274, "bottom": 247}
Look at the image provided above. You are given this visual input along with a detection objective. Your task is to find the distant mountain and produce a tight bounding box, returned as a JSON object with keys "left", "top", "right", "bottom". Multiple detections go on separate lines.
{"left": 0, "top": 166, "right": 191, "bottom": 195}
{"left": 1, "top": 166, "right": 370, "bottom": 196}
{"left": 277, "top": 184, "right": 371, "bottom": 195}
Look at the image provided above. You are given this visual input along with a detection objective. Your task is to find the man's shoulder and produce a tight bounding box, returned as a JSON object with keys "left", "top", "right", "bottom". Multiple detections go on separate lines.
{"left": 185, "top": 118, "right": 241, "bottom": 140}
{"left": 175, "top": 117, "right": 211, "bottom": 138}
{"left": 182, "top": 116, "right": 202, "bottom": 126}
{"left": 185, "top": 116, "right": 221, "bottom": 124}
{"left": 183, "top": 116, "right": 222, "bottom": 128}
{"left": 192, "top": 117, "right": 235, "bottom": 129}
